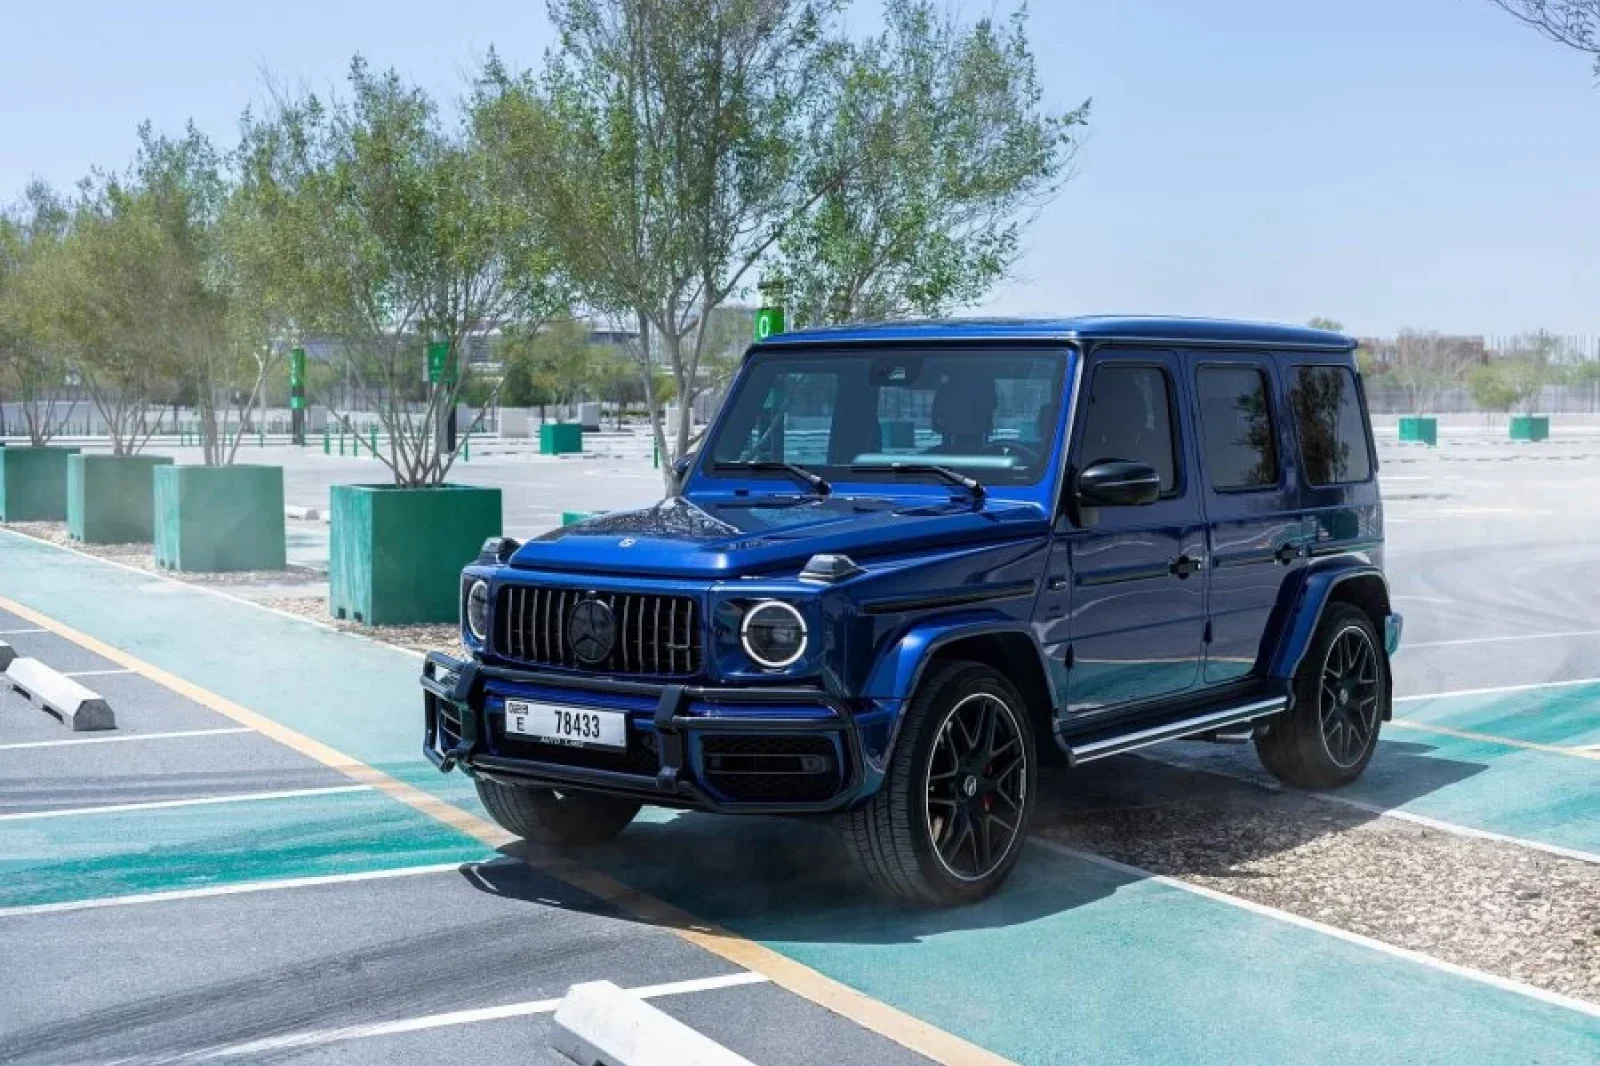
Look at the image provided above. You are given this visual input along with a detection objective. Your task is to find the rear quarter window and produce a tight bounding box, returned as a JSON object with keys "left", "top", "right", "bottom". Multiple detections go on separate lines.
{"left": 1289, "top": 365, "right": 1372, "bottom": 485}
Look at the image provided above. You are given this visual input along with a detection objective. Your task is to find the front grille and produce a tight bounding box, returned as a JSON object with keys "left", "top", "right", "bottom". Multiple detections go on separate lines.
{"left": 496, "top": 586, "right": 702, "bottom": 676}
{"left": 491, "top": 716, "right": 661, "bottom": 777}
{"left": 700, "top": 734, "right": 844, "bottom": 804}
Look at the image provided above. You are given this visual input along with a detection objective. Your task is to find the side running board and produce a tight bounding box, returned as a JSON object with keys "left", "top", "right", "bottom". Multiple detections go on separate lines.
{"left": 1064, "top": 696, "right": 1288, "bottom": 767}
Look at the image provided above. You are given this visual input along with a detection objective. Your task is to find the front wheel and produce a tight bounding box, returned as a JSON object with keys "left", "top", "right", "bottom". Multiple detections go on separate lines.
{"left": 841, "top": 660, "right": 1037, "bottom": 906}
{"left": 1257, "top": 603, "right": 1387, "bottom": 789}
{"left": 475, "top": 778, "right": 641, "bottom": 845}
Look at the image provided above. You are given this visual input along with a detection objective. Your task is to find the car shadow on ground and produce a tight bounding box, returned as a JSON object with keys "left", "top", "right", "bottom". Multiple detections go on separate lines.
{"left": 468, "top": 738, "right": 1490, "bottom": 944}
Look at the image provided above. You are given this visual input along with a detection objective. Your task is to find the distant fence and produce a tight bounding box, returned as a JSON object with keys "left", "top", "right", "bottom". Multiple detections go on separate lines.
{"left": 1364, "top": 382, "right": 1600, "bottom": 415}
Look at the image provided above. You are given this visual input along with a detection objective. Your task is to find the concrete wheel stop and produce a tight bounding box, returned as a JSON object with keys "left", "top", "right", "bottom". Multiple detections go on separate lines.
{"left": 3, "top": 656, "right": 115, "bottom": 731}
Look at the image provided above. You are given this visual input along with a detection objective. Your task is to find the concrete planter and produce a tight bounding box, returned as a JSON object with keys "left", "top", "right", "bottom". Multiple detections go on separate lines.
{"left": 1509, "top": 415, "right": 1549, "bottom": 442}
{"left": 540, "top": 422, "right": 584, "bottom": 455}
{"left": 66, "top": 454, "right": 174, "bottom": 543}
{"left": 328, "top": 483, "right": 502, "bottom": 625}
{"left": 1397, "top": 416, "right": 1437, "bottom": 446}
{"left": 154, "top": 465, "right": 287, "bottom": 572}
{"left": 0, "top": 445, "right": 80, "bottom": 521}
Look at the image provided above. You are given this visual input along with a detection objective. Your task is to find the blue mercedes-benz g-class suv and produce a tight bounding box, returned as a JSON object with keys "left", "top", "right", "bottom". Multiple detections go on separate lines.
{"left": 422, "top": 316, "right": 1401, "bottom": 905}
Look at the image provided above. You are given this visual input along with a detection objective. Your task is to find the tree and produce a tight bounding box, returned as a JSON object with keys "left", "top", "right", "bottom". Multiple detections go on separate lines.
{"left": 0, "top": 183, "right": 80, "bottom": 444}
{"left": 238, "top": 59, "right": 566, "bottom": 487}
{"left": 1306, "top": 317, "right": 1344, "bottom": 332}
{"left": 1488, "top": 2, "right": 1600, "bottom": 71}
{"left": 49, "top": 164, "right": 187, "bottom": 455}
{"left": 780, "top": 0, "right": 1088, "bottom": 324}
{"left": 1389, "top": 330, "right": 1481, "bottom": 414}
{"left": 474, "top": 1, "right": 845, "bottom": 491}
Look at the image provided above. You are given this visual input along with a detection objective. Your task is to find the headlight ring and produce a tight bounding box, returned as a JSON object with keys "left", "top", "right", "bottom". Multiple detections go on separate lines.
{"left": 740, "top": 600, "right": 808, "bottom": 669}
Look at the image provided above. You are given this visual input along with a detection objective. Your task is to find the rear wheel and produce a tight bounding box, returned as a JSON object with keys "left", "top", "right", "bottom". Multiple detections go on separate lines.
{"left": 474, "top": 778, "right": 641, "bottom": 845}
{"left": 1257, "top": 603, "right": 1387, "bottom": 789}
{"left": 841, "top": 660, "right": 1037, "bottom": 906}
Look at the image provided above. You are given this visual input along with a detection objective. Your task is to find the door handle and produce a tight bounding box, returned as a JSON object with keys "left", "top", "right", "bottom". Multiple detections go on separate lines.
{"left": 1168, "top": 555, "right": 1205, "bottom": 579}
{"left": 1274, "top": 542, "right": 1304, "bottom": 565}
{"left": 1046, "top": 575, "right": 1069, "bottom": 591}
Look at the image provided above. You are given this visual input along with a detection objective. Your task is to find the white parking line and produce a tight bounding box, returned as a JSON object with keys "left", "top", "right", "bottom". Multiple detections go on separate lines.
{"left": 0, "top": 784, "right": 370, "bottom": 822}
{"left": 0, "top": 861, "right": 473, "bottom": 919}
{"left": 1405, "top": 629, "right": 1600, "bottom": 649}
{"left": 0, "top": 726, "right": 253, "bottom": 751}
{"left": 1395, "top": 676, "right": 1600, "bottom": 702}
{"left": 61, "top": 668, "right": 135, "bottom": 678}
{"left": 0, "top": 627, "right": 46, "bottom": 635}
{"left": 173, "top": 972, "right": 770, "bottom": 1061}
{"left": 1035, "top": 840, "right": 1600, "bottom": 1019}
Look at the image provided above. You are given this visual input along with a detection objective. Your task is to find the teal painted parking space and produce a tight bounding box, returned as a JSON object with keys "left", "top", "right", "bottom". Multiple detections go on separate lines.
{"left": 0, "top": 786, "right": 495, "bottom": 910}
{"left": 583, "top": 816, "right": 1599, "bottom": 1066}
{"left": 1, "top": 533, "right": 1596, "bottom": 1064}
{"left": 1398, "top": 684, "right": 1600, "bottom": 749}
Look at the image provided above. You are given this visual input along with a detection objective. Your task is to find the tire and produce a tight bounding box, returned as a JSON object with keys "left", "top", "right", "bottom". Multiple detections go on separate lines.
{"left": 1257, "top": 603, "right": 1387, "bottom": 789}
{"left": 475, "top": 778, "right": 641, "bottom": 846}
{"left": 841, "top": 660, "right": 1038, "bottom": 906}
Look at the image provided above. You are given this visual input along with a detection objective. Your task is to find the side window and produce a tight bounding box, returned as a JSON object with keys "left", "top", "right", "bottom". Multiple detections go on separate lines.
{"left": 1196, "top": 366, "right": 1279, "bottom": 490}
{"left": 1077, "top": 364, "right": 1179, "bottom": 494}
{"left": 1289, "top": 365, "right": 1372, "bottom": 485}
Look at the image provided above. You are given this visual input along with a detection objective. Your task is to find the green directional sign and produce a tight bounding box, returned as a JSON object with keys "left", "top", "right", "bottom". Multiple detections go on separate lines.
{"left": 426, "top": 341, "right": 455, "bottom": 386}
{"left": 754, "top": 307, "right": 785, "bottom": 342}
{"left": 289, "top": 347, "right": 306, "bottom": 389}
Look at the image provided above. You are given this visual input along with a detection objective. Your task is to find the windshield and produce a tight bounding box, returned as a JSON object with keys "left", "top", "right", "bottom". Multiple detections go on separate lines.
{"left": 705, "top": 348, "right": 1068, "bottom": 487}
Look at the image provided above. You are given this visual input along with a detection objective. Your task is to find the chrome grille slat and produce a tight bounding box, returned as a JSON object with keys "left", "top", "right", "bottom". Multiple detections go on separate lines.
{"left": 494, "top": 586, "right": 699, "bottom": 677}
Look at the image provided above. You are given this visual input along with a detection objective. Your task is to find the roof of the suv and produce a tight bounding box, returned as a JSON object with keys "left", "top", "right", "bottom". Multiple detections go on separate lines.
{"left": 753, "top": 315, "right": 1356, "bottom": 352}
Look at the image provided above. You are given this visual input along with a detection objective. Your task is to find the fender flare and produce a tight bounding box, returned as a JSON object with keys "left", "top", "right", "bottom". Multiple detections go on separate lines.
{"left": 862, "top": 610, "right": 1054, "bottom": 704}
{"left": 1265, "top": 562, "right": 1392, "bottom": 682}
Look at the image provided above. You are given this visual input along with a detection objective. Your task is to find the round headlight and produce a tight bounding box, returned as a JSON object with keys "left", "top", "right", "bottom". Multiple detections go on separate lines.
{"left": 465, "top": 580, "right": 490, "bottom": 641}
{"left": 740, "top": 600, "right": 808, "bottom": 669}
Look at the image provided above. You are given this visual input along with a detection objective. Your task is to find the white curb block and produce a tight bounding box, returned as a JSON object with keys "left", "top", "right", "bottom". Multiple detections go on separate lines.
{"left": 0, "top": 640, "right": 13, "bottom": 671}
{"left": 4, "top": 657, "right": 115, "bottom": 731}
{"left": 552, "top": 981, "right": 756, "bottom": 1066}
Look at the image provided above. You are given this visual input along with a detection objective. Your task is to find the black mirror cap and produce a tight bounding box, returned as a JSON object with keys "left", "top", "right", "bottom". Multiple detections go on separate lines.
{"left": 1077, "top": 459, "right": 1162, "bottom": 507}
{"left": 672, "top": 451, "right": 697, "bottom": 479}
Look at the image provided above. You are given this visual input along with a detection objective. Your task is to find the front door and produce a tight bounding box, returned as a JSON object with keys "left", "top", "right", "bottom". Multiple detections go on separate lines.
{"left": 1056, "top": 350, "right": 1207, "bottom": 715}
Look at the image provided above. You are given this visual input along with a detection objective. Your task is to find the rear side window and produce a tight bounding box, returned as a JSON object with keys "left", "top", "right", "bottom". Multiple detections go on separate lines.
{"left": 1196, "top": 366, "right": 1279, "bottom": 490}
{"left": 1078, "top": 364, "right": 1179, "bottom": 494}
{"left": 1289, "top": 365, "right": 1372, "bottom": 485}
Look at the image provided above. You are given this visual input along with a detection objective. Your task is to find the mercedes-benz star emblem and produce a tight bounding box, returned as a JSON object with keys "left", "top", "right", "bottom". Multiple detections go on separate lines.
{"left": 567, "top": 597, "right": 616, "bottom": 664}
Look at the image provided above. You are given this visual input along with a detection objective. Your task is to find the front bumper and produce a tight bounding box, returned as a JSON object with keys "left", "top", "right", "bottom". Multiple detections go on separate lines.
{"left": 421, "top": 652, "right": 878, "bottom": 814}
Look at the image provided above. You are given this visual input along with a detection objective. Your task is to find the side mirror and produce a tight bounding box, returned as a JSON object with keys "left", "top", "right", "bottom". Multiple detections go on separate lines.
{"left": 1077, "top": 459, "right": 1161, "bottom": 507}
{"left": 671, "top": 452, "right": 697, "bottom": 481}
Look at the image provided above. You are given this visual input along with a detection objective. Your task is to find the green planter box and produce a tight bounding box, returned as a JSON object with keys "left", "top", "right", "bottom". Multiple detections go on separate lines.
{"left": 153, "top": 465, "right": 287, "bottom": 572}
{"left": 0, "top": 445, "right": 80, "bottom": 521}
{"left": 1397, "top": 416, "right": 1437, "bottom": 446}
{"left": 1509, "top": 415, "right": 1549, "bottom": 442}
{"left": 328, "top": 483, "right": 502, "bottom": 625}
{"left": 66, "top": 454, "right": 174, "bottom": 543}
{"left": 539, "top": 422, "right": 584, "bottom": 455}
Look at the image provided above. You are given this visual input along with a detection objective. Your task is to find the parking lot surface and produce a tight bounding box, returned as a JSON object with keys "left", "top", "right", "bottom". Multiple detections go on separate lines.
{"left": 1, "top": 430, "right": 1597, "bottom": 1064}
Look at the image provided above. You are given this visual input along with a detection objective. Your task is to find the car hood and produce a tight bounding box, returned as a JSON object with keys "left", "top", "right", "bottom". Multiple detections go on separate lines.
{"left": 509, "top": 494, "right": 1050, "bottom": 579}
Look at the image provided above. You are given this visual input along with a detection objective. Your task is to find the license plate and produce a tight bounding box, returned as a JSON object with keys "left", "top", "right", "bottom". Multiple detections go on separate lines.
{"left": 504, "top": 700, "right": 627, "bottom": 750}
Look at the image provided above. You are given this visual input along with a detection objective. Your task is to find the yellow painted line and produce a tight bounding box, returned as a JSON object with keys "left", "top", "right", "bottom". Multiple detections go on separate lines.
{"left": 0, "top": 592, "right": 1014, "bottom": 1066}
{"left": 1388, "top": 719, "right": 1600, "bottom": 762}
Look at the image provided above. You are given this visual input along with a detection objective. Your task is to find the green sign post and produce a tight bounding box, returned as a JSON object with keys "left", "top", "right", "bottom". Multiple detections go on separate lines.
{"left": 754, "top": 306, "right": 785, "bottom": 341}
{"left": 289, "top": 347, "right": 307, "bottom": 445}
{"left": 426, "top": 340, "right": 458, "bottom": 454}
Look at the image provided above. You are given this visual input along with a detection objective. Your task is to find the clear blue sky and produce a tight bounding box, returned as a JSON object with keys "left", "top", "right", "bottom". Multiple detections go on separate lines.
{"left": 3, "top": 0, "right": 1596, "bottom": 338}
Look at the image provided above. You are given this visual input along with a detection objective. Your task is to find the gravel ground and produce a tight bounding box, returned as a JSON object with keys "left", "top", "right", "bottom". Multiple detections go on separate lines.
{"left": 259, "top": 593, "right": 465, "bottom": 657}
{"left": 1036, "top": 773, "right": 1600, "bottom": 1003}
{"left": 2, "top": 521, "right": 325, "bottom": 591}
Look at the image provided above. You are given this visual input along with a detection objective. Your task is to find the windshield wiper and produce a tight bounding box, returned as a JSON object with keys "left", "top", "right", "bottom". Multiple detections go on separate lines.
{"left": 712, "top": 460, "right": 831, "bottom": 495}
{"left": 849, "top": 462, "right": 986, "bottom": 500}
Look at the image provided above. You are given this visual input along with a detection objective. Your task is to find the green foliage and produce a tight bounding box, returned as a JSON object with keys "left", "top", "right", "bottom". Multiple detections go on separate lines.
{"left": 781, "top": 0, "right": 1088, "bottom": 324}
{"left": 1466, "top": 361, "right": 1548, "bottom": 414}
{"left": 1306, "top": 317, "right": 1344, "bottom": 333}
{"left": 238, "top": 58, "right": 567, "bottom": 485}
{"left": 0, "top": 183, "right": 79, "bottom": 443}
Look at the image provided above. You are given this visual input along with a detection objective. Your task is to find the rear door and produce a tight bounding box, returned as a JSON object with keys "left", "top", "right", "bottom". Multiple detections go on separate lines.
{"left": 1187, "top": 353, "right": 1306, "bottom": 685}
{"left": 1059, "top": 349, "right": 1207, "bottom": 714}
